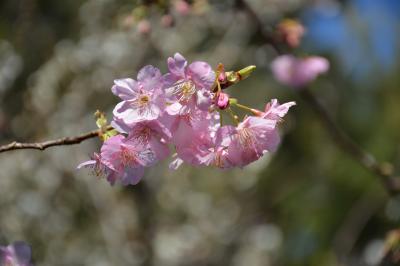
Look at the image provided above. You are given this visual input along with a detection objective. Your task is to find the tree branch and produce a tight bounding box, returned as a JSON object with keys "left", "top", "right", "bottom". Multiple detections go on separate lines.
{"left": 237, "top": 0, "right": 400, "bottom": 194}
{"left": 299, "top": 89, "right": 400, "bottom": 194}
{"left": 0, "top": 128, "right": 102, "bottom": 153}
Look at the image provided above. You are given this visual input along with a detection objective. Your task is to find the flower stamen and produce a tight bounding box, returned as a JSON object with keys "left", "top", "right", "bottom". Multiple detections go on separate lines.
{"left": 237, "top": 128, "right": 254, "bottom": 148}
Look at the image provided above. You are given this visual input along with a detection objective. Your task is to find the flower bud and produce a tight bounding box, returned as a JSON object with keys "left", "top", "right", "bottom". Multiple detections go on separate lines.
{"left": 218, "top": 71, "right": 227, "bottom": 84}
{"left": 161, "top": 14, "right": 174, "bottom": 28}
{"left": 137, "top": 19, "right": 151, "bottom": 35}
{"left": 217, "top": 92, "right": 230, "bottom": 110}
{"left": 277, "top": 19, "right": 305, "bottom": 48}
{"left": 174, "top": 0, "right": 190, "bottom": 16}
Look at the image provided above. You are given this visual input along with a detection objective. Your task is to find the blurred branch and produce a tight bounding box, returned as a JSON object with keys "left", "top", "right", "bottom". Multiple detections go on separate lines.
{"left": 333, "top": 191, "right": 385, "bottom": 258}
{"left": 0, "top": 34, "right": 161, "bottom": 155}
{"left": 299, "top": 89, "right": 400, "bottom": 194}
{"left": 237, "top": 0, "right": 400, "bottom": 195}
{"left": 235, "top": 0, "right": 283, "bottom": 54}
{"left": 0, "top": 128, "right": 102, "bottom": 153}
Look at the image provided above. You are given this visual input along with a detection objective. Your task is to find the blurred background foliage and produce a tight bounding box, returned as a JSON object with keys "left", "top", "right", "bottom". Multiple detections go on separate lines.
{"left": 0, "top": 0, "right": 399, "bottom": 265}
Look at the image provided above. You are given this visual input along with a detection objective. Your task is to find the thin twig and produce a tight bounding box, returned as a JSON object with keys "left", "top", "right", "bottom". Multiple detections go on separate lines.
{"left": 0, "top": 128, "right": 102, "bottom": 153}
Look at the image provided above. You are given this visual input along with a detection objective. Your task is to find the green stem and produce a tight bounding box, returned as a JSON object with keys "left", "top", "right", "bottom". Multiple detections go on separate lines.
{"left": 234, "top": 103, "right": 258, "bottom": 115}
{"left": 227, "top": 108, "right": 239, "bottom": 126}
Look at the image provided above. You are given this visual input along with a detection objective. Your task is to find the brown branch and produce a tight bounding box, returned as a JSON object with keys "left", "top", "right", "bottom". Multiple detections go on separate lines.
{"left": 238, "top": 0, "right": 400, "bottom": 194}
{"left": 0, "top": 128, "right": 102, "bottom": 153}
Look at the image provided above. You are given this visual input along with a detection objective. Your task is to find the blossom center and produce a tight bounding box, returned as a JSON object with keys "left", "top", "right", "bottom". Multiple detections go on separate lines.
{"left": 139, "top": 95, "right": 150, "bottom": 104}
{"left": 214, "top": 150, "right": 225, "bottom": 168}
{"left": 171, "top": 80, "right": 196, "bottom": 102}
{"left": 182, "top": 82, "right": 195, "bottom": 97}
{"left": 120, "top": 146, "right": 138, "bottom": 167}
{"left": 134, "top": 126, "right": 152, "bottom": 144}
{"left": 131, "top": 94, "right": 151, "bottom": 110}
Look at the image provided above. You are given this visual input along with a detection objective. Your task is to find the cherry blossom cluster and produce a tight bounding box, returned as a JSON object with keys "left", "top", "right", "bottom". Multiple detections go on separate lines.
{"left": 0, "top": 241, "right": 33, "bottom": 266}
{"left": 79, "top": 53, "right": 295, "bottom": 186}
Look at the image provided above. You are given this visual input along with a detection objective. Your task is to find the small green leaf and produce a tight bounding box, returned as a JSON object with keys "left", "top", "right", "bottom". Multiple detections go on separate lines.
{"left": 238, "top": 65, "right": 256, "bottom": 80}
{"left": 95, "top": 110, "right": 108, "bottom": 130}
{"left": 101, "top": 129, "right": 118, "bottom": 141}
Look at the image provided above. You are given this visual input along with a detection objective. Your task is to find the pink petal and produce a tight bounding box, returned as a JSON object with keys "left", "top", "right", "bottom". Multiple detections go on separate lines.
{"left": 167, "top": 53, "right": 187, "bottom": 78}
{"left": 112, "top": 78, "right": 139, "bottom": 100}
{"left": 186, "top": 61, "right": 215, "bottom": 89}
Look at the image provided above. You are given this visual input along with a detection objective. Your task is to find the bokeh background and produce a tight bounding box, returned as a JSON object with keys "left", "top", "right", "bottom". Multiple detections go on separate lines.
{"left": 0, "top": 0, "right": 400, "bottom": 265}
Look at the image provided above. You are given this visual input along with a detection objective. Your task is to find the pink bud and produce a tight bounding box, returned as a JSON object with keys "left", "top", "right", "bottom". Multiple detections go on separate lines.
{"left": 174, "top": 0, "right": 190, "bottom": 16}
{"left": 161, "top": 14, "right": 174, "bottom": 28}
{"left": 218, "top": 72, "right": 227, "bottom": 84}
{"left": 137, "top": 19, "right": 151, "bottom": 35}
{"left": 277, "top": 19, "right": 305, "bottom": 48}
{"left": 217, "top": 93, "right": 230, "bottom": 110}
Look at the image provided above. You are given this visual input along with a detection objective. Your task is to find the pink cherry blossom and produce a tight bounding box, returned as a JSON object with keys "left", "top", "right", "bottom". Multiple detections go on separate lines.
{"left": 77, "top": 153, "right": 119, "bottom": 185}
{"left": 260, "top": 99, "right": 296, "bottom": 121}
{"left": 227, "top": 116, "right": 280, "bottom": 167}
{"left": 125, "top": 120, "right": 171, "bottom": 161}
{"left": 80, "top": 53, "right": 296, "bottom": 186}
{"left": 100, "top": 135, "right": 156, "bottom": 186}
{"left": 164, "top": 53, "right": 215, "bottom": 114}
{"left": 271, "top": 55, "right": 329, "bottom": 88}
{"left": 168, "top": 110, "right": 223, "bottom": 168}
{"left": 172, "top": 124, "right": 234, "bottom": 169}
{"left": 0, "top": 241, "right": 34, "bottom": 266}
{"left": 170, "top": 108, "right": 216, "bottom": 149}
{"left": 196, "top": 125, "right": 236, "bottom": 169}
{"left": 77, "top": 152, "right": 111, "bottom": 177}
{"left": 113, "top": 65, "right": 165, "bottom": 124}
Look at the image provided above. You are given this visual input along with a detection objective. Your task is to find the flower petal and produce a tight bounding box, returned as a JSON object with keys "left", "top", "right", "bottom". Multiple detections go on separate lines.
{"left": 77, "top": 160, "right": 97, "bottom": 169}
{"left": 10, "top": 241, "right": 32, "bottom": 265}
{"left": 186, "top": 61, "right": 215, "bottom": 89}
{"left": 112, "top": 78, "right": 139, "bottom": 100}
{"left": 167, "top": 53, "right": 187, "bottom": 78}
{"left": 121, "top": 166, "right": 145, "bottom": 186}
{"left": 137, "top": 65, "right": 162, "bottom": 91}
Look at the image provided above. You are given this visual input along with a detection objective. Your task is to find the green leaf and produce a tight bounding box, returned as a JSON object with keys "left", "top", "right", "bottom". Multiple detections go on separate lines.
{"left": 95, "top": 110, "right": 108, "bottom": 130}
